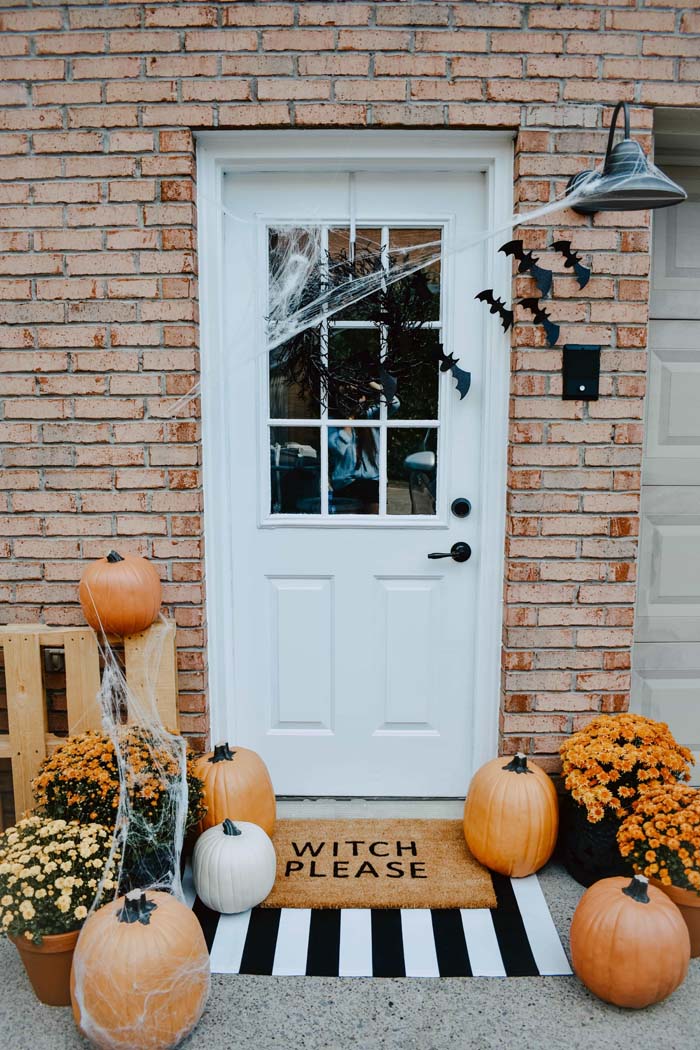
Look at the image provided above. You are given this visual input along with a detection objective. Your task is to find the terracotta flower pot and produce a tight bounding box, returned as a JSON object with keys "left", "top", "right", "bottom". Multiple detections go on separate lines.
{"left": 11, "top": 928, "right": 80, "bottom": 1006}
{"left": 652, "top": 880, "right": 700, "bottom": 958}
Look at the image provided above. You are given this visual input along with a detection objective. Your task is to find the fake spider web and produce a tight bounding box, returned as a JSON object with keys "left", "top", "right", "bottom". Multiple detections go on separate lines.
{"left": 165, "top": 156, "right": 675, "bottom": 418}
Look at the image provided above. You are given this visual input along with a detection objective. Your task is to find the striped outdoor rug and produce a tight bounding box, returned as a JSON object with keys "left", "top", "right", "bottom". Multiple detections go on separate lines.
{"left": 183, "top": 867, "right": 572, "bottom": 978}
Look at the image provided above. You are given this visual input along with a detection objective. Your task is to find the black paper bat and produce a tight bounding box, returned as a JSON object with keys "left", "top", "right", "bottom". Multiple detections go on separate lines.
{"left": 438, "top": 347, "right": 471, "bottom": 400}
{"left": 378, "top": 368, "right": 398, "bottom": 402}
{"left": 519, "top": 297, "right": 560, "bottom": 347}
{"left": 499, "top": 239, "right": 553, "bottom": 298}
{"left": 551, "top": 240, "right": 591, "bottom": 290}
{"left": 475, "top": 289, "right": 514, "bottom": 332}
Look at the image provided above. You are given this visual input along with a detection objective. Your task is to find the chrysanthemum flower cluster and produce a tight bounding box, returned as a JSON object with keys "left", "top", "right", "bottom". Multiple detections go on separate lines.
{"left": 31, "top": 727, "right": 206, "bottom": 845}
{"left": 560, "top": 713, "right": 692, "bottom": 823}
{"left": 0, "top": 817, "right": 116, "bottom": 943}
{"left": 618, "top": 784, "right": 700, "bottom": 894}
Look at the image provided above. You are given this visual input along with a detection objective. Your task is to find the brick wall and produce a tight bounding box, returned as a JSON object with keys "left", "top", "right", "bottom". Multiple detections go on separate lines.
{"left": 0, "top": 2, "right": 698, "bottom": 767}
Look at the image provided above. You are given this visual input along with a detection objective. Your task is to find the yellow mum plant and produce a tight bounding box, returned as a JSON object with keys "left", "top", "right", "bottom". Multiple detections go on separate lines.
{"left": 560, "top": 713, "right": 692, "bottom": 824}
{"left": 0, "top": 816, "right": 116, "bottom": 944}
{"left": 618, "top": 784, "right": 700, "bottom": 894}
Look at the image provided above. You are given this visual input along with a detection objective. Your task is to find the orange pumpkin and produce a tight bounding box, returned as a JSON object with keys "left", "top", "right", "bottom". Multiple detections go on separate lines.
{"left": 79, "top": 550, "right": 162, "bottom": 636}
{"left": 193, "top": 742, "right": 276, "bottom": 837}
{"left": 71, "top": 890, "right": 209, "bottom": 1050}
{"left": 570, "top": 874, "right": 690, "bottom": 1008}
{"left": 463, "top": 753, "right": 558, "bottom": 877}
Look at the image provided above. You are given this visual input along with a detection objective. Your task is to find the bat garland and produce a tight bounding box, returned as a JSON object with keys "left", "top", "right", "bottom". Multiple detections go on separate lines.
{"left": 551, "top": 240, "right": 591, "bottom": 289}
{"left": 438, "top": 347, "right": 471, "bottom": 400}
{"left": 519, "top": 298, "right": 560, "bottom": 348}
{"left": 499, "top": 239, "right": 553, "bottom": 298}
{"left": 476, "top": 236, "right": 591, "bottom": 347}
{"left": 475, "top": 290, "right": 513, "bottom": 332}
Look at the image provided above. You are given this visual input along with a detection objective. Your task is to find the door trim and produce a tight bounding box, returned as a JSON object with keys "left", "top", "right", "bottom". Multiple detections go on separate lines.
{"left": 196, "top": 130, "right": 513, "bottom": 782}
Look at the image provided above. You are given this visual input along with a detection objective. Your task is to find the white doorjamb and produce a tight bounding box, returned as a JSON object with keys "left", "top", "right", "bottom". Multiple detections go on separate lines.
{"left": 196, "top": 131, "right": 513, "bottom": 784}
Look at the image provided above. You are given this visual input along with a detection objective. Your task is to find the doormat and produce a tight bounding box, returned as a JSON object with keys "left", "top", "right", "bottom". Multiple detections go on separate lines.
{"left": 263, "top": 819, "right": 496, "bottom": 910}
{"left": 186, "top": 870, "right": 572, "bottom": 978}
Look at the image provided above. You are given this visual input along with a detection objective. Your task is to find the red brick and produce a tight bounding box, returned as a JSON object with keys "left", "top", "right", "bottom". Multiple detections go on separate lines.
{"left": 146, "top": 6, "right": 219, "bottom": 28}
{"left": 415, "top": 30, "right": 487, "bottom": 52}
{"left": 73, "top": 56, "right": 141, "bottom": 79}
{"left": 184, "top": 29, "right": 258, "bottom": 51}
{"left": 110, "top": 30, "right": 181, "bottom": 53}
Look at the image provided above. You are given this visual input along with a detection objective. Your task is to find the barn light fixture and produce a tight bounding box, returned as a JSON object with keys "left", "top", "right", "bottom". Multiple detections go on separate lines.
{"left": 568, "top": 101, "right": 687, "bottom": 214}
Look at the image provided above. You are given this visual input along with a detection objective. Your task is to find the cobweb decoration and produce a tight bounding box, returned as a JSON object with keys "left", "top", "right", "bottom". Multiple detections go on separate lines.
{"left": 88, "top": 623, "right": 190, "bottom": 907}
{"left": 167, "top": 158, "right": 670, "bottom": 419}
{"left": 269, "top": 234, "right": 441, "bottom": 418}
{"left": 63, "top": 604, "right": 211, "bottom": 1049}
{"left": 264, "top": 185, "right": 593, "bottom": 355}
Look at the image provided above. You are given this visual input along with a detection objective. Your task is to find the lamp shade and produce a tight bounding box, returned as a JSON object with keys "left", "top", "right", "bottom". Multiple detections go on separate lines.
{"left": 568, "top": 102, "right": 687, "bottom": 214}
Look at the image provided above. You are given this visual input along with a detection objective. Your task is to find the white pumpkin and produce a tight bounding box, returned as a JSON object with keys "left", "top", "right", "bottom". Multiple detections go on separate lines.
{"left": 193, "top": 818, "right": 277, "bottom": 913}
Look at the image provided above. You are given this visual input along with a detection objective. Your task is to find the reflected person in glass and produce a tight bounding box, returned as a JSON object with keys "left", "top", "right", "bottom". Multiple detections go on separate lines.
{"left": 328, "top": 381, "right": 399, "bottom": 514}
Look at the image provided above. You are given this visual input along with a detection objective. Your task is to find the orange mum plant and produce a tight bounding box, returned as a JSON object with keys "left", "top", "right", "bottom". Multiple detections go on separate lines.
{"left": 32, "top": 728, "right": 206, "bottom": 880}
{"left": 618, "top": 784, "right": 700, "bottom": 894}
{"left": 560, "top": 713, "right": 692, "bottom": 824}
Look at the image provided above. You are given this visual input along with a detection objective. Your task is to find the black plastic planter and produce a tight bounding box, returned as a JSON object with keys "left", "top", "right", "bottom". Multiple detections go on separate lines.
{"left": 559, "top": 794, "right": 634, "bottom": 887}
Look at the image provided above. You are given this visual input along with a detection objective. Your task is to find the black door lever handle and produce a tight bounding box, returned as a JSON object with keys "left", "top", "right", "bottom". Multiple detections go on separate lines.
{"left": 428, "top": 542, "right": 472, "bottom": 563}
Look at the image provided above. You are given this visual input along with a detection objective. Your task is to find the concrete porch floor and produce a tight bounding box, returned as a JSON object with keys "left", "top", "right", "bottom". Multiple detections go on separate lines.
{"left": 0, "top": 863, "right": 697, "bottom": 1050}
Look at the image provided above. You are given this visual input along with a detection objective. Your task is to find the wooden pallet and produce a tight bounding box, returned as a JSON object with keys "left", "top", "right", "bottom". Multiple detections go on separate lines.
{"left": 0, "top": 620, "right": 179, "bottom": 828}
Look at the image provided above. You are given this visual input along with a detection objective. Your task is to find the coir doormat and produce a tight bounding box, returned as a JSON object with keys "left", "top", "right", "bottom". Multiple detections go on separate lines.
{"left": 260, "top": 819, "right": 496, "bottom": 910}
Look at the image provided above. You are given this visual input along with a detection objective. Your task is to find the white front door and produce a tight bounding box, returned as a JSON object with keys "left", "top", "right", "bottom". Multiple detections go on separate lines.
{"left": 209, "top": 147, "right": 508, "bottom": 798}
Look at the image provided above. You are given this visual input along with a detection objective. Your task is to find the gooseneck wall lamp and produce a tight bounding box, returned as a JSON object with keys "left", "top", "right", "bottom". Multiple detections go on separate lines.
{"left": 568, "top": 101, "right": 687, "bottom": 215}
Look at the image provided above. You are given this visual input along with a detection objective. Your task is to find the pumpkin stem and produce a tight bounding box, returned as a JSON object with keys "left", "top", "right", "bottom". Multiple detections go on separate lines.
{"left": 106, "top": 550, "right": 124, "bottom": 563}
{"left": 117, "top": 891, "right": 158, "bottom": 925}
{"left": 222, "top": 819, "right": 242, "bottom": 837}
{"left": 502, "top": 752, "right": 533, "bottom": 774}
{"left": 210, "top": 742, "right": 235, "bottom": 763}
{"left": 622, "top": 874, "right": 650, "bottom": 905}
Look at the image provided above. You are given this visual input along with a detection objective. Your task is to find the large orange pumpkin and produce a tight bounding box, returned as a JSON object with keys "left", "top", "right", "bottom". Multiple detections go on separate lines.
{"left": 71, "top": 890, "right": 209, "bottom": 1050}
{"left": 463, "top": 752, "right": 558, "bottom": 877}
{"left": 193, "top": 742, "right": 276, "bottom": 836}
{"left": 79, "top": 550, "right": 162, "bottom": 636}
{"left": 570, "top": 874, "right": 690, "bottom": 1008}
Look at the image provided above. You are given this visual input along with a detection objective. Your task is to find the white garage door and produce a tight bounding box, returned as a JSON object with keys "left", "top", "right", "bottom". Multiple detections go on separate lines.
{"left": 632, "top": 166, "right": 700, "bottom": 773}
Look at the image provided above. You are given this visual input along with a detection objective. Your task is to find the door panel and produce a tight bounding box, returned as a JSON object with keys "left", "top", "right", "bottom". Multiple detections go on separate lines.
{"left": 650, "top": 169, "right": 700, "bottom": 320}
{"left": 632, "top": 167, "right": 700, "bottom": 775}
{"left": 222, "top": 170, "right": 486, "bottom": 796}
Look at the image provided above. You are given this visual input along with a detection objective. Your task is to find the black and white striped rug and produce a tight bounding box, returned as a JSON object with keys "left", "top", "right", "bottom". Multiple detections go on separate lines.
{"left": 183, "top": 867, "right": 572, "bottom": 978}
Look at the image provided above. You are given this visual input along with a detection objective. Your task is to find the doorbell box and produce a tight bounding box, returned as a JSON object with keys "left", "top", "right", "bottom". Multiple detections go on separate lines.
{"left": 562, "top": 344, "right": 601, "bottom": 401}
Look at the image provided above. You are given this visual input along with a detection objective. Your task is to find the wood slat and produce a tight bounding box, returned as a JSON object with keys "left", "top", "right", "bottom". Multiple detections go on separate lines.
{"left": 0, "top": 733, "right": 66, "bottom": 762}
{"left": 63, "top": 630, "right": 103, "bottom": 735}
{"left": 0, "top": 620, "right": 180, "bottom": 825}
{"left": 124, "top": 619, "right": 179, "bottom": 731}
{"left": 1, "top": 632, "right": 48, "bottom": 817}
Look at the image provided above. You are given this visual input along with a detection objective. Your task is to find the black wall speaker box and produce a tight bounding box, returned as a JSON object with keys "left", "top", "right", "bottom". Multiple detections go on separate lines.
{"left": 562, "top": 344, "right": 601, "bottom": 400}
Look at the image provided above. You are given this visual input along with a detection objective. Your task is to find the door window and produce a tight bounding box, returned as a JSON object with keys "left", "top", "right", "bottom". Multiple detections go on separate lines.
{"left": 267, "top": 224, "right": 443, "bottom": 519}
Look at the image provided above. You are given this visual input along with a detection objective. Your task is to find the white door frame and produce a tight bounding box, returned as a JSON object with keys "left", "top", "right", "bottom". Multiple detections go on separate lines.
{"left": 196, "top": 130, "right": 513, "bottom": 786}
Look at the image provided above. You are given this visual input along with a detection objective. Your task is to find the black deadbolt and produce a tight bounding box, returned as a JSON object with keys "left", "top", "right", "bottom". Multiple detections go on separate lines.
{"left": 451, "top": 498, "right": 472, "bottom": 518}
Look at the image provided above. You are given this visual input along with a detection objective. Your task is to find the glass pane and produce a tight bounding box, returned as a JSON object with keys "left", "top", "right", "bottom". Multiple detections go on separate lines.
{"left": 269, "top": 331, "right": 321, "bottom": 419}
{"left": 388, "top": 228, "right": 441, "bottom": 321}
{"left": 328, "top": 227, "right": 383, "bottom": 321}
{"left": 268, "top": 225, "right": 322, "bottom": 346}
{"left": 327, "top": 328, "right": 381, "bottom": 419}
{"left": 328, "top": 425, "right": 380, "bottom": 516}
{"left": 270, "top": 426, "right": 321, "bottom": 514}
{"left": 387, "top": 329, "right": 440, "bottom": 421}
{"left": 387, "top": 427, "right": 437, "bottom": 516}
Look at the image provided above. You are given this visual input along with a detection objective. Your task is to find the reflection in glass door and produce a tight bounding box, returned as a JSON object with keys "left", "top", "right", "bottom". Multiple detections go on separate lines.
{"left": 267, "top": 225, "right": 443, "bottom": 519}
